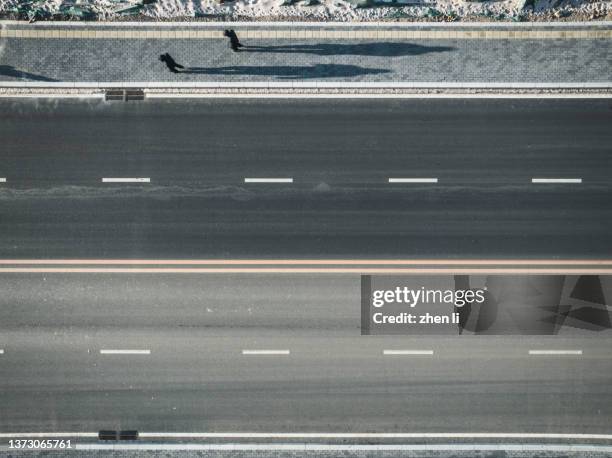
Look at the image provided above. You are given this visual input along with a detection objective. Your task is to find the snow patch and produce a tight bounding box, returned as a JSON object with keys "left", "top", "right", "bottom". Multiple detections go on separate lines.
{"left": 0, "top": 0, "right": 609, "bottom": 21}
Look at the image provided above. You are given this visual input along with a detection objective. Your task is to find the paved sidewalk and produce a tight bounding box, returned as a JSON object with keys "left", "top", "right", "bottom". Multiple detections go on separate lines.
{"left": 0, "top": 22, "right": 610, "bottom": 83}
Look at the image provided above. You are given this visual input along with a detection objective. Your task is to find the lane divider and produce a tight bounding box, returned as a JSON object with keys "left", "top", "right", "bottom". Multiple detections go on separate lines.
{"left": 0, "top": 259, "right": 609, "bottom": 265}
{"left": 388, "top": 178, "right": 438, "bottom": 183}
{"left": 528, "top": 350, "right": 583, "bottom": 355}
{"left": 383, "top": 350, "right": 434, "bottom": 355}
{"left": 242, "top": 350, "right": 290, "bottom": 355}
{"left": 99, "top": 349, "right": 151, "bottom": 355}
{"left": 101, "top": 178, "right": 150, "bottom": 183}
{"left": 532, "top": 178, "right": 582, "bottom": 184}
{"left": 0, "top": 268, "right": 610, "bottom": 274}
{"left": 244, "top": 178, "right": 293, "bottom": 183}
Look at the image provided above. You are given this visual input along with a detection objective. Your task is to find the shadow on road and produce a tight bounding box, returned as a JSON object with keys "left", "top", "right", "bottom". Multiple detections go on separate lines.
{"left": 240, "top": 42, "right": 455, "bottom": 57}
{"left": 0, "top": 65, "right": 58, "bottom": 82}
{"left": 184, "top": 63, "right": 390, "bottom": 79}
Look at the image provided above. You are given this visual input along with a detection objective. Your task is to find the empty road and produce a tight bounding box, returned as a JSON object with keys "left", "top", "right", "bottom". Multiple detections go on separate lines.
{"left": 0, "top": 97, "right": 610, "bottom": 258}
{"left": 0, "top": 273, "right": 611, "bottom": 434}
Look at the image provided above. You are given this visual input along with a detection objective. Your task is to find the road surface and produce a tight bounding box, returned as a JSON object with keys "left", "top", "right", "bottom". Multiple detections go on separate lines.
{"left": 0, "top": 273, "right": 611, "bottom": 434}
{"left": 0, "top": 97, "right": 610, "bottom": 258}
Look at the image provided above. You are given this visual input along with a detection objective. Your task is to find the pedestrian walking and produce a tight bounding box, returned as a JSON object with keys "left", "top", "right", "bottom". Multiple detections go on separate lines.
{"left": 224, "top": 29, "right": 244, "bottom": 52}
{"left": 159, "top": 53, "right": 185, "bottom": 73}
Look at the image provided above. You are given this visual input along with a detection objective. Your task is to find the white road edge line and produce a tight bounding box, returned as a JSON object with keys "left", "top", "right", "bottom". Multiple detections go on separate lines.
{"left": 101, "top": 178, "right": 151, "bottom": 183}
{"left": 99, "top": 349, "right": 151, "bottom": 355}
{"left": 242, "top": 350, "right": 290, "bottom": 355}
{"left": 528, "top": 350, "right": 583, "bottom": 355}
{"left": 146, "top": 93, "right": 612, "bottom": 100}
{"left": 0, "top": 433, "right": 99, "bottom": 438}
{"left": 388, "top": 178, "right": 438, "bottom": 183}
{"left": 244, "top": 178, "right": 293, "bottom": 183}
{"left": 383, "top": 350, "right": 434, "bottom": 355}
{"left": 0, "top": 94, "right": 105, "bottom": 99}
{"left": 2, "top": 432, "right": 612, "bottom": 439}
{"left": 71, "top": 444, "right": 612, "bottom": 452}
{"left": 531, "top": 178, "right": 582, "bottom": 184}
{"left": 141, "top": 432, "right": 612, "bottom": 439}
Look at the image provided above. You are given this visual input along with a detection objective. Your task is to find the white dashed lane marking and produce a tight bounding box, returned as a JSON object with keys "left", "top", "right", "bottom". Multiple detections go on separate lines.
{"left": 244, "top": 178, "right": 293, "bottom": 183}
{"left": 528, "top": 350, "right": 583, "bottom": 355}
{"left": 383, "top": 350, "right": 434, "bottom": 356}
{"left": 99, "top": 349, "right": 151, "bottom": 355}
{"left": 388, "top": 178, "right": 438, "bottom": 183}
{"left": 532, "top": 178, "right": 582, "bottom": 184}
{"left": 101, "top": 178, "right": 151, "bottom": 183}
{"left": 242, "top": 350, "right": 290, "bottom": 355}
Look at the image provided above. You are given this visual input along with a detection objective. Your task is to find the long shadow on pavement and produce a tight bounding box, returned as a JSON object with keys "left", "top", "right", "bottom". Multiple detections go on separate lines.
{"left": 183, "top": 64, "right": 390, "bottom": 79}
{"left": 0, "top": 65, "right": 58, "bottom": 82}
{"left": 240, "top": 42, "right": 455, "bottom": 57}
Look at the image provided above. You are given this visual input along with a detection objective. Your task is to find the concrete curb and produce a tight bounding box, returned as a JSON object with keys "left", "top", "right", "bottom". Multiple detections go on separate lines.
{"left": 1, "top": 20, "right": 611, "bottom": 28}
{"left": 1, "top": 81, "right": 611, "bottom": 88}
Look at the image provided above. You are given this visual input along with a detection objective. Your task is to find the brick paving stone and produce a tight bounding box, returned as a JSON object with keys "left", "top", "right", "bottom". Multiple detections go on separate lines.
{"left": 0, "top": 34, "right": 609, "bottom": 83}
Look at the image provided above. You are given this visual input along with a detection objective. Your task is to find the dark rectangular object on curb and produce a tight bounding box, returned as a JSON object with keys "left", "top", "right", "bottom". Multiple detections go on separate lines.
{"left": 105, "top": 89, "right": 144, "bottom": 101}
{"left": 125, "top": 90, "right": 145, "bottom": 101}
{"left": 98, "top": 430, "right": 117, "bottom": 441}
{"left": 104, "top": 89, "right": 124, "bottom": 101}
{"left": 119, "top": 430, "right": 139, "bottom": 441}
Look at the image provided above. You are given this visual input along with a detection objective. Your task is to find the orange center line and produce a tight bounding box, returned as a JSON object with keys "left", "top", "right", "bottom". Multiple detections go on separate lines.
{"left": 0, "top": 268, "right": 610, "bottom": 274}
{"left": 0, "top": 259, "right": 610, "bottom": 265}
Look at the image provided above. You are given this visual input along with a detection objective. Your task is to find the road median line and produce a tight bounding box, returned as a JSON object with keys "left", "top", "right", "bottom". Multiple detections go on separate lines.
{"left": 0, "top": 259, "right": 610, "bottom": 265}
{"left": 0, "top": 267, "right": 611, "bottom": 274}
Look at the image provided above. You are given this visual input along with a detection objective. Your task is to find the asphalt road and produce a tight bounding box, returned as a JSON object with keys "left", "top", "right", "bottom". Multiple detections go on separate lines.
{"left": 0, "top": 98, "right": 611, "bottom": 258}
{"left": 0, "top": 273, "right": 611, "bottom": 434}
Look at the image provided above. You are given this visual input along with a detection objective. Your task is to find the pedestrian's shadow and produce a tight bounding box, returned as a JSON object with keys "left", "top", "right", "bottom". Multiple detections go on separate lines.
{"left": 0, "top": 65, "right": 58, "bottom": 82}
{"left": 183, "top": 64, "right": 390, "bottom": 79}
{"left": 241, "top": 42, "right": 454, "bottom": 57}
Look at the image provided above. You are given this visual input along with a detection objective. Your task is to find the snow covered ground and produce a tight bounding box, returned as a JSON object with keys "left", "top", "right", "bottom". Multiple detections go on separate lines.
{"left": 0, "top": 0, "right": 610, "bottom": 22}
